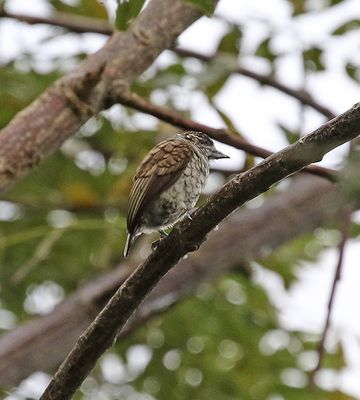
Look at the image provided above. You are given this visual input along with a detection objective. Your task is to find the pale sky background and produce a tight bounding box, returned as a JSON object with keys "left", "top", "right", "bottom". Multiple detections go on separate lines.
{"left": 0, "top": 0, "right": 360, "bottom": 399}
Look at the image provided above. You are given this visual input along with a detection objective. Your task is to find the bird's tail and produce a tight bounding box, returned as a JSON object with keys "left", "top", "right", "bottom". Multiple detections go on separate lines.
{"left": 123, "top": 233, "right": 134, "bottom": 258}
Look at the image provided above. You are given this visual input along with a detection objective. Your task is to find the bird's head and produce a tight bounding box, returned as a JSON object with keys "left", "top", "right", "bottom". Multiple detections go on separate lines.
{"left": 178, "top": 131, "right": 229, "bottom": 160}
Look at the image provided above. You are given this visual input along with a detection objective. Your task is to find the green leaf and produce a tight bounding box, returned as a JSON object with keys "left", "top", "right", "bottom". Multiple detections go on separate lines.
{"left": 49, "top": 0, "right": 108, "bottom": 19}
{"left": 332, "top": 19, "right": 360, "bottom": 35}
{"left": 216, "top": 27, "right": 242, "bottom": 55}
{"left": 260, "top": 233, "right": 321, "bottom": 287}
{"left": 115, "top": 0, "right": 146, "bottom": 31}
{"left": 185, "top": 0, "right": 217, "bottom": 15}
{"left": 196, "top": 54, "right": 238, "bottom": 99}
{"left": 255, "top": 38, "right": 276, "bottom": 64}
{"left": 345, "top": 63, "right": 359, "bottom": 83}
{"left": 205, "top": 74, "right": 228, "bottom": 99}
{"left": 339, "top": 149, "right": 360, "bottom": 203}
{"left": 303, "top": 47, "right": 325, "bottom": 72}
{"left": 350, "top": 222, "right": 360, "bottom": 239}
{"left": 278, "top": 123, "right": 300, "bottom": 144}
{"left": 145, "top": 64, "right": 187, "bottom": 88}
{"left": 210, "top": 104, "right": 239, "bottom": 133}
{"left": 288, "top": 0, "right": 306, "bottom": 16}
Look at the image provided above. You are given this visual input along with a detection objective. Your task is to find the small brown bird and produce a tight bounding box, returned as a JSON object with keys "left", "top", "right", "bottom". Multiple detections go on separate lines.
{"left": 124, "top": 131, "right": 229, "bottom": 257}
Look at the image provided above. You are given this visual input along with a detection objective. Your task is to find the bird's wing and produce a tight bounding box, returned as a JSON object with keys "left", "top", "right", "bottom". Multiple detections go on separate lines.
{"left": 126, "top": 139, "right": 193, "bottom": 235}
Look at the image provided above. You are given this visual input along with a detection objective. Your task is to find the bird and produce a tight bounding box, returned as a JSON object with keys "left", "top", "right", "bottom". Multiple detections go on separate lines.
{"left": 124, "top": 131, "right": 229, "bottom": 257}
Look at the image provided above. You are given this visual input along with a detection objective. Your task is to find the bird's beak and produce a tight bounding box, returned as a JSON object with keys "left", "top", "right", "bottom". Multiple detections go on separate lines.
{"left": 210, "top": 149, "right": 230, "bottom": 159}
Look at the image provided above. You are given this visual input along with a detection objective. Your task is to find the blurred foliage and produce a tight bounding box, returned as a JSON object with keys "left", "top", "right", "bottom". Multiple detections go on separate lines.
{"left": 216, "top": 26, "right": 243, "bottom": 55}
{"left": 0, "top": 0, "right": 358, "bottom": 399}
{"left": 185, "top": 0, "right": 217, "bottom": 15}
{"left": 339, "top": 141, "right": 360, "bottom": 206}
{"left": 332, "top": 19, "right": 360, "bottom": 35}
{"left": 49, "top": 0, "right": 108, "bottom": 19}
{"left": 345, "top": 63, "right": 360, "bottom": 83}
{"left": 255, "top": 38, "right": 277, "bottom": 68}
{"left": 115, "top": 0, "right": 146, "bottom": 31}
{"left": 0, "top": 64, "right": 60, "bottom": 128}
{"left": 75, "top": 274, "right": 350, "bottom": 400}
{"left": 302, "top": 47, "right": 326, "bottom": 72}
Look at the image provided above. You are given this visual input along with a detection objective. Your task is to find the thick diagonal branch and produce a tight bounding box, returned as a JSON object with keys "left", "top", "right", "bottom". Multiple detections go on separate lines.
{"left": 0, "top": 0, "right": 204, "bottom": 193}
{"left": 0, "top": 176, "right": 346, "bottom": 388}
{"left": 40, "top": 103, "right": 360, "bottom": 399}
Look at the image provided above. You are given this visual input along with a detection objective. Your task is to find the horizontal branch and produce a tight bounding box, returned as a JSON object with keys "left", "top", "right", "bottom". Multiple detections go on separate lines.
{"left": 0, "top": 9, "right": 113, "bottom": 35}
{"left": 0, "top": 176, "right": 344, "bottom": 387}
{"left": 116, "top": 92, "right": 336, "bottom": 181}
{"left": 0, "top": 10, "right": 336, "bottom": 120}
{"left": 40, "top": 103, "right": 360, "bottom": 399}
{"left": 0, "top": 0, "right": 204, "bottom": 193}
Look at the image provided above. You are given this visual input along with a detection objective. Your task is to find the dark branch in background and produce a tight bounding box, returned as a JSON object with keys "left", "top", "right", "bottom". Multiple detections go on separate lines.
{"left": 0, "top": 10, "right": 336, "bottom": 121}
{"left": 116, "top": 92, "right": 336, "bottom": 181}
{"left": 309, "top": 210, "right": 352, "bottom": 386}
{"left": 39, "top": 103, "right": 360, "bottom": 400}
{"left": 0, "top": 0, "right": 205, "bottom": 193}
{"left": 0, "top": 176, "right": 349, "bottom": 387}
{"left": 174, "top": 47, "right": 336, "bottom": 120}
{"left": 0, "top": 9, "right": 113, "bottom": 35}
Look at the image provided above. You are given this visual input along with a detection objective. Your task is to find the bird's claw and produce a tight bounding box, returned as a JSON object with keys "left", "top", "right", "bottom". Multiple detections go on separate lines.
{"left": 151, "top": 230, "right": 168, "bottom": 251}
{"left": 151, "top": 239, "right": 161, "bottom": 251}
{"left": 159, "top": 230, "right": 168, "bottom": 239}
{"left": 186, "top": 207, "right": 197, "bottom": 221}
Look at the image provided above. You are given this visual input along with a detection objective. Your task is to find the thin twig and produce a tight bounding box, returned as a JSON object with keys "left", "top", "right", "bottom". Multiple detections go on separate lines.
{"left": 0, "top": 9, "right": 113, "bottom": 35}
{"left": 309, "top": 209, "right": 352, "bottom": 386}
{"left": 11, "top": 228, "right": 65, "bottom": 284}
{"left": 173, "top": 47, "right": 337, "bottom": 120}
{"left": 116, "top": 91, "right": 337, "bottom": 181}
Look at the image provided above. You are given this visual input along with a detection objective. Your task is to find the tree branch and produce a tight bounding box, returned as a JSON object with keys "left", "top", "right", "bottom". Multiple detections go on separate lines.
{"left": 309, "top": 210, "right": 351, "bottom": 386}
{"left": 116, "top": 92, "right": 337, "bottom": 181}
{"left": 0, "top": 0, "right": 204, "bottom": 193}
{"left": 0, "top": 10, "right": 336, "bottom": 120}
{"left": 39, "top": 103, "right": 360, "bottom": 399}
{"left": 0, "top": 176, "right": 347, "bottom": 388}
{"left": 0, "top": 9, "right": 113, "bottom": 35}
{"left": 174, "top": 47, "right": 337, "bottom": 120}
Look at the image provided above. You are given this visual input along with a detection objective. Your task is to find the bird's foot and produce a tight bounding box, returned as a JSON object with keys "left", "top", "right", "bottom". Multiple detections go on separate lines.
{"left": 59, "top": 82, "right": 95, "bottom": 116}
{"left": 159, "top": 229, "right": 168, "bottom": 239}
{"left": 186, "top": 208, "right": 197, "bottom": 221}
{"left": 151, "top": 239, "right": 161, "bottom": 251}
{"left": 151, "top": 230, "right": 168, "bottom": 251}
